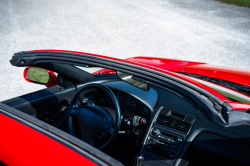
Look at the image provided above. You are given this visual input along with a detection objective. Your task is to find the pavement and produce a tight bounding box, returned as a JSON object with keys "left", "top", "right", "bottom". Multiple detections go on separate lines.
{"left": 0, "top": 0, "right": 250, "bottom": 101}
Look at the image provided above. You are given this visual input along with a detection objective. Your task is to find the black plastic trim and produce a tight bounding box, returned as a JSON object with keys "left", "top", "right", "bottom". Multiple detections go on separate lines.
{"left": 35, "top": 63, "right": 94, "bottom": 84}
{"left": 192, "top": 132, "right": 250, "bottom": 166}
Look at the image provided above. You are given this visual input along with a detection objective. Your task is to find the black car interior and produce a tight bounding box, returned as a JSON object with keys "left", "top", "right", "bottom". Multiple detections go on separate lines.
{"left": 2, "top": 62, "right": 250, "bottom": 166}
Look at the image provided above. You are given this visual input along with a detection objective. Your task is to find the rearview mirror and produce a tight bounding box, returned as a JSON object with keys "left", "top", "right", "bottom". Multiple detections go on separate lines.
{"left": 117, "top": 71, "right": 149, "bottom": 91}
{"left": 23, "top": 67, "right": 57, "bottom": 87}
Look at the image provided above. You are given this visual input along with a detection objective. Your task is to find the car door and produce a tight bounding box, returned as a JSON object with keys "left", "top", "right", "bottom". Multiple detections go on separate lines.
{"left": 2, "top": 57, "right": 101, "bottom": 127}
{"left": 0, "top": 103, "right": 123, "bottom": 166}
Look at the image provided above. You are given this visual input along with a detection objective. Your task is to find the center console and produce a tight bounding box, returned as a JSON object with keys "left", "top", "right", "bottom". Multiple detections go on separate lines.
{"left": 142, "top": 107, "right": 196, "bottom": 165}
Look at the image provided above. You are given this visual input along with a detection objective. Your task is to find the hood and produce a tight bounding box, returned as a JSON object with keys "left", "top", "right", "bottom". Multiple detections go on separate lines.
{"left": 125, "top": 57, "right": 250, "bottom": 88}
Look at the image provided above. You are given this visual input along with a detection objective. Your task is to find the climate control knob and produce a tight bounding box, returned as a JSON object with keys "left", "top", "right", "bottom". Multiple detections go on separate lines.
{"left": 151, "top": 128, "right": 160, "bottom": 135}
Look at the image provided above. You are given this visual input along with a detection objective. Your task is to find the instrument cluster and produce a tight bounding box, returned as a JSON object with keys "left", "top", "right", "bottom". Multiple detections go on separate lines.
{"left": 105, "top": 89, "right": 150, "bottom": 116}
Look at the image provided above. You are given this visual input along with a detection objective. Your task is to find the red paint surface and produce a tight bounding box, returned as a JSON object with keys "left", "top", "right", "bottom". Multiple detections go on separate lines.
{"left": 30, "top": 50, "right": 229, "bottom": 102}
{"left": 227, "top": 102, "right": 250, "bottom": 111}
{"left": 125, "top": 57, "right": 250, "bottom": 88}
{"left": 92, "top": 68, "right": 116, "bottom": 75}
{"left": 0, "top": 113, "right": 97, "bottom": 166}
{"left": 23, "top": 67, "right": 58, "bottom": 87}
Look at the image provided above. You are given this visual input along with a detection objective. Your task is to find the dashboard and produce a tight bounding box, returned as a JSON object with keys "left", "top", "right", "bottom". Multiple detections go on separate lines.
{"left": 101, "top": 81, "right": 195, "bottom": 165}
{"left": 102, "top": 80, "right": 250, "bottom": 166}
{"left": 75, "top": 78, "right": 250, "bottom": 166}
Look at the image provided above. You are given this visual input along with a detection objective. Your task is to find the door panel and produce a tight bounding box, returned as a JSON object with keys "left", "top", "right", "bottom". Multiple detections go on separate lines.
{"left": 1, "top": 85, "right": 77, "bottom": 127}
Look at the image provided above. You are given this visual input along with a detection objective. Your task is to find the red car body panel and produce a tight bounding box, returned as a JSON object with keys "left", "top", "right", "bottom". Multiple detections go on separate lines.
{"left": 23, "top": 67, "right": 58, "bottom": 88}
{"left": 92, "top": 68, "right": 116, "bottom": 75}
{"left": 226, "top": 102, "right": 250, "bottom": 111}
{"left": 30, "top": 50, "right": 250, "bottom": 110}
{"left": 0, "top": 113, "right": 97, "bottom": 166}
{"left": 125, "top": 57, "right": 250, "bottom": 88}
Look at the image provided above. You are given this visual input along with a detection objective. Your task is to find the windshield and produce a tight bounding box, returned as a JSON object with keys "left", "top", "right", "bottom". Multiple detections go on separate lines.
{"left": 187, "top": 76, "right": 250, "bottom": 104}
{"left": 74, "top": 66, "right": 149, "bottom": 91}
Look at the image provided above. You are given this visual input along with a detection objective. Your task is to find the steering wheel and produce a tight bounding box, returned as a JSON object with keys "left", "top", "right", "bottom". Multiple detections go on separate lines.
{"left": 67, "top": 83, "right": 121, "bottom": 149}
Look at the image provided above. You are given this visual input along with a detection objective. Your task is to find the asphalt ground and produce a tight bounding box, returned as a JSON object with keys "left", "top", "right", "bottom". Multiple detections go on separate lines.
{"left": 0, "top": 0, "right": 250, "bottom": 101}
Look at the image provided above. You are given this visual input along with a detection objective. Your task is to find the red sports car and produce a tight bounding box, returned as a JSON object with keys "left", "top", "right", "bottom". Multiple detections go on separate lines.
{"left": 1, "top": 50, "right": 250, "bottom": 166}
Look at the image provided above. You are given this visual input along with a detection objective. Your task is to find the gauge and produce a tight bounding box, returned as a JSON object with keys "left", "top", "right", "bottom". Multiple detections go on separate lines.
{"left": 105, "top": 91, "right": 130, "bottom": 108}
{"left": 116, "top": 91, "right": 130, "bottom": 108}
{"left": 131, "top": 97, "right": 145, "bottom": 112}
{"left": 105, "top": 93, "right": 114, "bottom": 105}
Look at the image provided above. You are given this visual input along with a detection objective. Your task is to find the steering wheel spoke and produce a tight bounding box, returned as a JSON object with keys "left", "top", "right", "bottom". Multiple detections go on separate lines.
{"left": 106, "top": 125, "right": 115, "bottom": 135}
{"left": 103, "top": 116, "right": 115, "bottom": 135}
{"left": 69, "top": 106, "right": 80, "bottom": 117}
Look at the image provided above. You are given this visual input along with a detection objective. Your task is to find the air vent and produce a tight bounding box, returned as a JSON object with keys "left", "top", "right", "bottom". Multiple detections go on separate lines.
{"left": 156, "top": 114, "right": 192, "bottom": 133}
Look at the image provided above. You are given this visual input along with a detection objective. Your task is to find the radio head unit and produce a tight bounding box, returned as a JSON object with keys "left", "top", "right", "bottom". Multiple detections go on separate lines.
{"left": 142, "top": 108, "right": 196, "bottom": 165}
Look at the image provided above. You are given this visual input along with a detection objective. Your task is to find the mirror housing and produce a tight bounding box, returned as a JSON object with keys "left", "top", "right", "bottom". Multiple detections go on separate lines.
{"left": 23, "top": 67, "right": 58, "bottom": 87}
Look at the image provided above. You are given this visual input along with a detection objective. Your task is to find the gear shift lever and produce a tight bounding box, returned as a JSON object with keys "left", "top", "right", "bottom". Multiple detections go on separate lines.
{"left": 134, "top": 154, "right": 144, "bottom": 166}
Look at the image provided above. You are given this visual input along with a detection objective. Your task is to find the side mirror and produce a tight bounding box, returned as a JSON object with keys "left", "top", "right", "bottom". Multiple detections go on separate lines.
{"left": 23, "top": 67, "right": 57, "bottom": 87}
